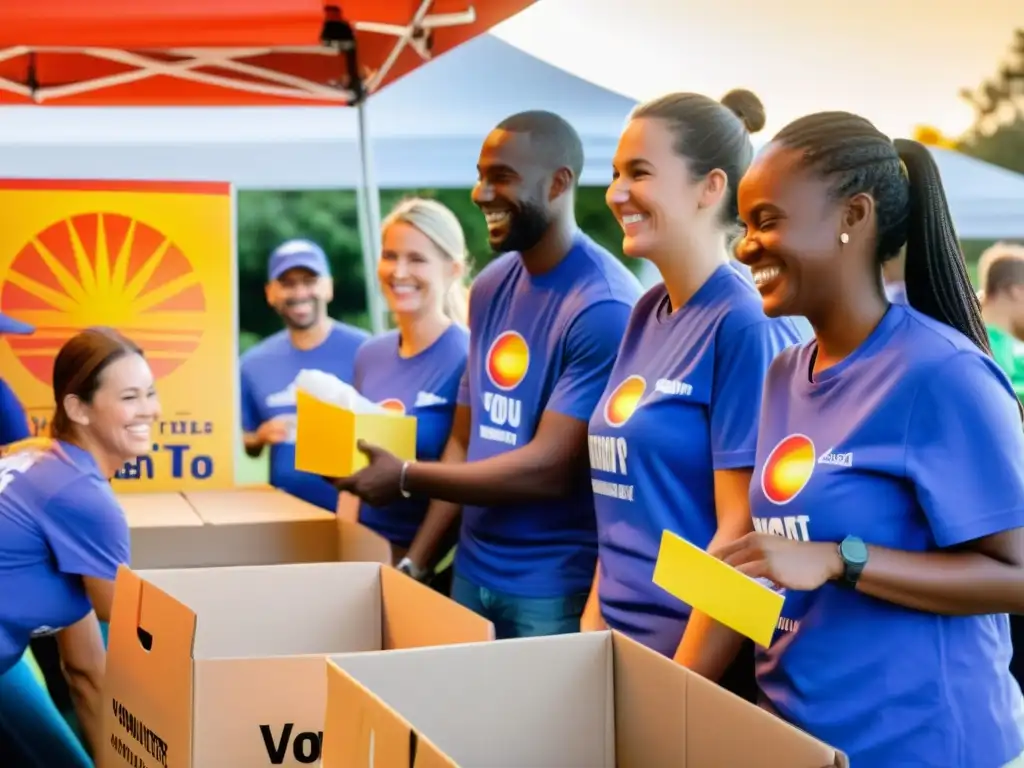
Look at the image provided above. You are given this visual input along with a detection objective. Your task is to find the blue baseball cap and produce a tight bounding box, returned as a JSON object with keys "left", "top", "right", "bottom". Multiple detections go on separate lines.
{"left": 268, "top": 239, "right": 331, "bottom": 281}
{"left": 0, "top": 311, "right": 33, "bottom": 335}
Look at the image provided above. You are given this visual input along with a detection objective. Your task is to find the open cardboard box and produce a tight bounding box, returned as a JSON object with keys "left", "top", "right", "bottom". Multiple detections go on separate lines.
{"left": 101, "top": 562, "right": 494, "bottom": 768}
{"left": 323, "top": 631, "right": 848, "bottom": 768}
{"left": 122, "top": 488, "right": 393, "bottom": 569}
{"left": 294, "top": 389, "right": 417, "bottom": 477}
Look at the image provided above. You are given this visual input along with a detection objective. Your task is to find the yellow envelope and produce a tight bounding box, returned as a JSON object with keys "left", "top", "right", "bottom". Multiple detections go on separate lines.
{"left": 652, "top": 530, "right": 784, "bottom": 648}
{"left": 294, "top": 389, "right": 418, "bottom": 478}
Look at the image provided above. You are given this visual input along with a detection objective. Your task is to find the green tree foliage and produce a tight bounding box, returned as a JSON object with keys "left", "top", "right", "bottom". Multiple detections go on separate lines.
{"left": 952, "top": 28, "right": 1024, "bottom": 275}
{"left": 237, "top": 186, "right": 628, "bottom": 346}
{"left": 958, "top": 28, "right": 1024, "bottom": 174}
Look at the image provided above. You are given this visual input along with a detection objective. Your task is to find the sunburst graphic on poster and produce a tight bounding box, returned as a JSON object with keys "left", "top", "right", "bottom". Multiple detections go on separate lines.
{"left": 0, "top": 212, "right": 205, "bottom": 384}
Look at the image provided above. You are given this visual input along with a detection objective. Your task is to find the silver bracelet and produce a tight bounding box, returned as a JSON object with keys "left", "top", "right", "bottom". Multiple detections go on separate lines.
{"left": 399, "top": 460, "right": 413, "bottom": 499}
{"left": 396, "top": 557, "right": 429, "bottom": 581}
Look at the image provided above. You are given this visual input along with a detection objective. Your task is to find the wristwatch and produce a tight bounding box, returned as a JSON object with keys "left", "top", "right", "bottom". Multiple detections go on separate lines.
{"left": 837, "top": 535, "right": 869, "bottom": 587}
{"left": 396, "top": 557, "right": 430, "bottom": 582}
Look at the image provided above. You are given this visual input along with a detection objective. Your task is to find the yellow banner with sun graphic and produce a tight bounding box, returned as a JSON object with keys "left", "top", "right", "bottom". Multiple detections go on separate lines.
{"left": 0, "top": 180, "right": 236, "bottom": 492}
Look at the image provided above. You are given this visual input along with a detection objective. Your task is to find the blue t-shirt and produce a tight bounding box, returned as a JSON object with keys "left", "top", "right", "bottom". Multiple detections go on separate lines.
{"left": 0, "top": 379, "right": 30, "bottom": 446}
{"left": 353, "top": 324, "right": 469, "bottom": 547}
{"left": 0, "top": 442, "right": 130, "bottom": 675}
{"left": 752, "top": 303, "right": 1024, "bottom": 767}
{"left": 456, "top": 232, "right": 643, "bottom": 598}
{"left": 240, "top": 321, "right": 369, "bottom": 511}
{"left": 589, "top": 266, "right": 804, "bottom": 657}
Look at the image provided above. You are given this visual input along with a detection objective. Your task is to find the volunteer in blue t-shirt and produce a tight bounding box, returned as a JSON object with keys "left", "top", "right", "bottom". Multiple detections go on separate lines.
{"left": 240, "top": 239, "right": 370, "bottom": 511}
{"left": 0, "top": 327, "right": 158, "bottom": 767}
{"left": 721, "top": 111, "right": 1024, "bottom": 767}
{"left": 586, "top": 89, "right": 803, "bottom": 697}
{"left": 335, "top": 111, "right": 643, "bottom": 639}
{"left": 0, "top": 311, "right": 34, "bottom": 446}
{"left": 347, "top": 198, "right": 470, "bottom": 568}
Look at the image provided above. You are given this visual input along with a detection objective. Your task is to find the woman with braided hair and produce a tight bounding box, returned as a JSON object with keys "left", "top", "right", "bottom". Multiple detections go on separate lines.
{"left": 714, "top": 111, "right": 1024, "bottom": 766}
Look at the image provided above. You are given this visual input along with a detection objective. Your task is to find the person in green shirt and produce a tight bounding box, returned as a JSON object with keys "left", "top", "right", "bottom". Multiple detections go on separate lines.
{"left": 978, "top": 243, "right": 1024, "bottom": 400}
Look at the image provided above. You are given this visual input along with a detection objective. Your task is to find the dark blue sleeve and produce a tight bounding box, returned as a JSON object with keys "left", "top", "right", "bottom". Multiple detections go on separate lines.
{"left": 0, "top": 379, "right": 31, "bottom": 445}
{"left": 39, "top": 478, "right": 131, "bottom": 580}
{"left": 239, "top": 365, "right": 261, "bottom": 433}
{"left": 546, "top": 301, "right": 632, "bottom": 422}
{"left": 710, "top": 320, "right": 796, "bottom": 470}
{"left": 906, "top": 352, "right": 1024, "bottom": 547}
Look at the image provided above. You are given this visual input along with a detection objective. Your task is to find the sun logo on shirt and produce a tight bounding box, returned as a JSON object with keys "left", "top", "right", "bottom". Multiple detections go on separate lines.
{"left": 761, "top": 434, "right": 816, "bottom": 505}
{"left": 604, "top": 375, "right": 646, "bottom": 428}
{"left": 378, "top": 398, "right": 406, "bottom": 415}
{"left": 486, "top": 331, "right": 530, "bottom": 391}
{"left": 0, "top": 212, "right": 205, "bottom": 386}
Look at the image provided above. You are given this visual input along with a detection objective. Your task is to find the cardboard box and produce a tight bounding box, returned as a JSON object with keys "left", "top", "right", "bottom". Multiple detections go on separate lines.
{"left": 130, "top": 518, "right": 391, "bottom": 570}
{"left": 183, "top": 487, "right": 335, "bottom": 524}
{"left": 323, "top": 631, "right": 848, "bottom": 768}
{"left": 121, "top": 488, "right": 393, "bottom": 570}
{"left": 295, "top": 389, "right": 417, "bottom": 477}
{"left": 119, "top": 492, "right": 204, "bottom": 528}
{"left": 101, "top": 562, "right": 494, "bottom": 768}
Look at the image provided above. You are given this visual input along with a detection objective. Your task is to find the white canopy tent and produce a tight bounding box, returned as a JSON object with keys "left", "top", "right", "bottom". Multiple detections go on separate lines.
{"left": 925, "top": 148, "right": 1024, "bottom": 240}
{"left": 0, "top": 35, "right": 635, "bottom": 189}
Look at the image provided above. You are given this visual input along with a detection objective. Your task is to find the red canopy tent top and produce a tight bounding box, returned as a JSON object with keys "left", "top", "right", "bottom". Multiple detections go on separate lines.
{"left": 0, "top": 0, "right": 536, "bottom": 105}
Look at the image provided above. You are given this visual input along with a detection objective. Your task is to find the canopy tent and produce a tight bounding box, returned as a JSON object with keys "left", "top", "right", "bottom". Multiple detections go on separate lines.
{"left": 3, "top": 43, "right": 1022, "bottom": 242}
{"left": 925, "top": 148, "right": 1024, "bottom": 240}
{"left": 0, "top": 0, "right": 535, "bottom": 332}
{"left": 0, "top": 35, "right": 637, "bottom": 189}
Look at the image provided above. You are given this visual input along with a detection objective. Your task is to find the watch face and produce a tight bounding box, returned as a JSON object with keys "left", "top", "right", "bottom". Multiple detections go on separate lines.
{"left": 842, "top": 537, "right": 869, "bottom": 565}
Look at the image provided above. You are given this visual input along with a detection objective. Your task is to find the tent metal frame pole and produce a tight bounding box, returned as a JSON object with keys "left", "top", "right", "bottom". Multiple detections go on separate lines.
{"left": 354, "top": 100, "right": 386, "bottom": 335}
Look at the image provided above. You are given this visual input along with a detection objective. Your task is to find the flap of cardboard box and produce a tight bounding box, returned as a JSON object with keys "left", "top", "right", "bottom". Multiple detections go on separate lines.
{"left": 119, "top": 492, "right": 203, "bottom": 528}
{"left": 183, "top": 487, "right": 333, "bottom": 524}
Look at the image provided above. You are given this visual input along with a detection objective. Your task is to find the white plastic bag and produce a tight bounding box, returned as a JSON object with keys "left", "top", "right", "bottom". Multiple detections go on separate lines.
{"left": 295, "top": 369, "right": 388, "bottom": 414}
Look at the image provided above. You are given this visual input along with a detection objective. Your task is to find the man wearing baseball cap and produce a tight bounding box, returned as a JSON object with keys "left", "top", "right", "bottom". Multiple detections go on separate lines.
{"left": 239, "top": 239, "right": 370, "bottom": 510}
{"left": 0, "top": 312, "right": 34, "bottom": 447}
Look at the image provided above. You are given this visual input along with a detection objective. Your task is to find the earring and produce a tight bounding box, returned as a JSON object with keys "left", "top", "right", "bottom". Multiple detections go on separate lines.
{"left": 839, "top": 233, "right": 850, "bottom": 244}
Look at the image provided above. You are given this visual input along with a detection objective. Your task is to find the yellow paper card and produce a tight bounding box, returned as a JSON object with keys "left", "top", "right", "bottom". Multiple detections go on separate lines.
{"left": 652, "top": 530, "right": 784, "bottom": 648}
{"left": 295, "top": 390, "right": 417, "bottom": 477}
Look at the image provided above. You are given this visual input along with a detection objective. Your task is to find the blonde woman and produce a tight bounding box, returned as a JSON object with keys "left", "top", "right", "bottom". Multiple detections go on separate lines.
{"left": 339, "top": 198, "right": 470, "bottom": 571}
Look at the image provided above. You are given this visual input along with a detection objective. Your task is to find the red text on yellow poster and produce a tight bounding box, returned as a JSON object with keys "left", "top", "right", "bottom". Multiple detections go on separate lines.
{"left": 0, "top": 179, "right": 236, "bottom": 493}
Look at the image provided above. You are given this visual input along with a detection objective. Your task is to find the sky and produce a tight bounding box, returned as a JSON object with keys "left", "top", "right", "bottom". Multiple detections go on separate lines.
{"left": 491, "top": 0, "right": 1024, "bottom": 140}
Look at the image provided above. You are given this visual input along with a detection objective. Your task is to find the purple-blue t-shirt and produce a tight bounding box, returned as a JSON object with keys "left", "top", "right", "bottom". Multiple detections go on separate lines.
{"left": 589, "top": 266, "right": 805, "bottom": 656}
{"left": 752, "top": 303, "right": 1024, "bottom": 767}
{"left": 455, "top": 232, "right": 643, "bottom": 598}
{"left": 240, "top": 321, "right": 370, "bottom": 511}
{"left": 353, "top": 324, "right": 469, "bottom": 547}
{"left": 0, "top": 378, "right": 30, "bottom": 446}
{"left": 0, "top": 442, "right": 129, "bottom": 674}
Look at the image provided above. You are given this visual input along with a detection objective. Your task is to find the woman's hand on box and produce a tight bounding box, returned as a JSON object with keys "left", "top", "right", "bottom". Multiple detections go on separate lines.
{"left": 331, "top": 440, "right": 404, "bottom": 507}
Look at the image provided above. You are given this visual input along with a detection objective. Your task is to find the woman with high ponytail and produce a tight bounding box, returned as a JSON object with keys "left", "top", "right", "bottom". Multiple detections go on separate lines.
{"left": 583, "top": 87, "right": 804, "bottom": 702}
{"left": 341, "top": 197, "right": 470, "bottom": 580}
{"left": 727, "top": 110, "right": 1024, "bottom": 766}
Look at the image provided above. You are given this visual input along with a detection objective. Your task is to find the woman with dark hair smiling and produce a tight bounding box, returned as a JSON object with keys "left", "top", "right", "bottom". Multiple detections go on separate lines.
{"left": 0, "top": 327, "right": 159, "bottom": 766}
{"left": 721, "top": 111, "right": 1024, "bottom": 767}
